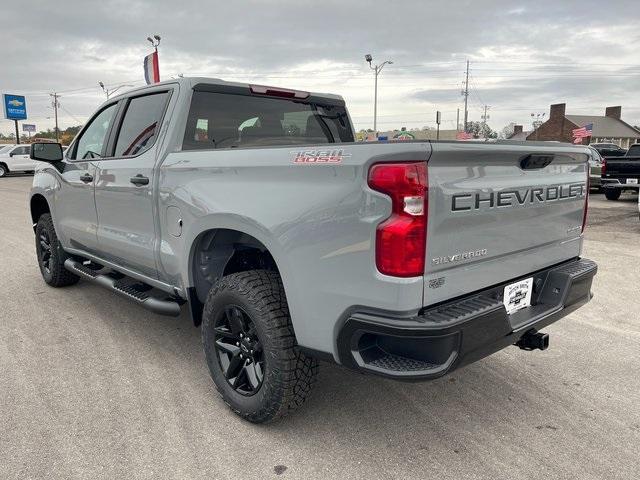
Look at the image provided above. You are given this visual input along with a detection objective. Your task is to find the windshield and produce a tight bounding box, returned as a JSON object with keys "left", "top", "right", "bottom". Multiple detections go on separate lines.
{"left": 0, "top": 145, "right": 15, "bottom": 154}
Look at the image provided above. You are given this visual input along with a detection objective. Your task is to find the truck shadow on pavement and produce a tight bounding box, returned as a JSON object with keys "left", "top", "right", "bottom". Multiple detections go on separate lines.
{"left": 80, "top": 280, "right": 553, "bottom": 441}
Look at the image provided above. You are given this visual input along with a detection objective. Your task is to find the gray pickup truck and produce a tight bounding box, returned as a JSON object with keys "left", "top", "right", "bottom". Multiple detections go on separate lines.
{"left": 29, "top": 77, "right": 597, "bottom": 422}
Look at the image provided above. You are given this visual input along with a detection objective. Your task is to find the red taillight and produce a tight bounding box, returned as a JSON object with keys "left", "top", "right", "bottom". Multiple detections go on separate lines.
{"left": 601, "top": 158, "right": 606, "bottom": 176}
{"left": 368, "top": 162, "right": 427, "bottom": 277}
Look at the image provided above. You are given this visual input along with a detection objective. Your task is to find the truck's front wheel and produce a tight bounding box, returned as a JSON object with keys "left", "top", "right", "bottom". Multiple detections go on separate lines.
{"left": 35, "top": 214, "right": 79, "bottom": 287}
{"left": 201, "top": 270, "right": 318, "bottom": 423}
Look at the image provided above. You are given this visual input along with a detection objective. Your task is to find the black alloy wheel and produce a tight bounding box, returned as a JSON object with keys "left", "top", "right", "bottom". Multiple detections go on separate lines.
{"left": 214, "top": 305, "right": 265, "bottom": 396}
{"left": 202, "top": 270, "right": 318, "bottom": 423}
{"left": 34, "top": 213, "right": 79, "bottom": 287}
{"left": 38, "top": 230, "right": 53, "bottom": 275}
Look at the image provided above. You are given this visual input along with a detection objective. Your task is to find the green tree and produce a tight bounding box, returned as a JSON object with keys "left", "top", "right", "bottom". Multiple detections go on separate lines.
{"left": 467, "top": 121, "right": 498, "bottom": 139}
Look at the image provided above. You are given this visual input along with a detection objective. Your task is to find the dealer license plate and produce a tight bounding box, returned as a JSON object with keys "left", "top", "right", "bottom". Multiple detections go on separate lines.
{"left": 626, "top": 178, "right": 638, "bottom": 185}
{"left": 503, "top": 278, "right": 534, "bottom": 315}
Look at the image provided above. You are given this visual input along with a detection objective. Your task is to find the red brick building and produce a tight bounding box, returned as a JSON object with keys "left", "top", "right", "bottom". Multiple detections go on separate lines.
{"left": 526, "top": 104, "right": 640, "bottom": 148}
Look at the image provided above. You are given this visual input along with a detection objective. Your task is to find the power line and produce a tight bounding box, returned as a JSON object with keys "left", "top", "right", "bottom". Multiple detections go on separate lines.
{"left": 58, "top": 104, "right": 83, "bottom": 124}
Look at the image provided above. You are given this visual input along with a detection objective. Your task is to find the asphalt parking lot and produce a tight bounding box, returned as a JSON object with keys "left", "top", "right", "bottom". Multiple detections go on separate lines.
{"left": 1, "top": 174, "right": 639, "bottom": 480}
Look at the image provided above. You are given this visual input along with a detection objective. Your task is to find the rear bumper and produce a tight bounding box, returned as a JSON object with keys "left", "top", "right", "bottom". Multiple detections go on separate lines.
{"left": 336, "top": 258, "right": 597, "bottom": 381}
{"left": 602, "top": 178, "right": 640, "bottom": 190}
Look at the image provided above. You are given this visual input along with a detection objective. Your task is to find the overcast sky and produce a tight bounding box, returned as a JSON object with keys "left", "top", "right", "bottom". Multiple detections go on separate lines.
{"left": 1, "top": 0, "right": 639, "bottom": 136}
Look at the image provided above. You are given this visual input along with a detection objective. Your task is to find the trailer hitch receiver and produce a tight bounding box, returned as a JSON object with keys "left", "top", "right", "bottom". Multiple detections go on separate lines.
{"left": 516, "top": 329, "right": 549, "bottom": 351}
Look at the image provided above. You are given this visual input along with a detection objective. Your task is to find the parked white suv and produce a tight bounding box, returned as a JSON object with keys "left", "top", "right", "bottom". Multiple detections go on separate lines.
{"left": 0, "top": 144, "right": 40, "bottom": 177}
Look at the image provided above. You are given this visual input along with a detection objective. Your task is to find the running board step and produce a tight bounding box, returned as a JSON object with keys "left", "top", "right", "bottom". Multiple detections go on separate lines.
{"left": 64, "top": 259, "right": 181, "bottom": 317}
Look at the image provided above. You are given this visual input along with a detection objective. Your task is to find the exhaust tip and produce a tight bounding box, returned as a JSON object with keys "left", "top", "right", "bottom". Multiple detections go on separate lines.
{"left": 516, "top": 330, "right": 549, "bottom": 351}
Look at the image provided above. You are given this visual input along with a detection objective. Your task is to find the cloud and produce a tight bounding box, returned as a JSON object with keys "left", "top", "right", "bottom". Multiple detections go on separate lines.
{"left": 1, "top": 0, "right": 639, "bottom": 134}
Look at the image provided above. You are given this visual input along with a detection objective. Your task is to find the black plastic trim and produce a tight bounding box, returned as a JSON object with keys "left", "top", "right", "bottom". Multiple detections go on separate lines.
{"left": 336, "top": 257, "right": 597, "bottom": 381}
{"left": 187, "top": 286, "right": 203, "bottom": 327}
{"left": 298, "top": 346, "right": 336, "bottom": 364}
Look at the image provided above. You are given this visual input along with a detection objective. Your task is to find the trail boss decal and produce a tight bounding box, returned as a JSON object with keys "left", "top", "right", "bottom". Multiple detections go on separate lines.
{"left": 292, "top": 149, "right": 351, "bottom": 164}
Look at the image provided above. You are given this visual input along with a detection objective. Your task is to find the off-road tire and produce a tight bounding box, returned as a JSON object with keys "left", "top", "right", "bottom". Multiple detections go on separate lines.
{"left": 0, "top": 163, "right": 8, "bottom": 177}
{"left": 202, "top": 270, "right": 318, "bottom": 423}
{"left": 604, "top": 188, "right": 621, "bottom": 201}
{"left": 35, "top": 213, "right": 80, "bottom": 287}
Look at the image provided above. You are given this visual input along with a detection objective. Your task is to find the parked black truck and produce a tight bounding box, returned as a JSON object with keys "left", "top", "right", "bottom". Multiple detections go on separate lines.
{"left": 602, "top": 143, "right": 640, "bottom": 200}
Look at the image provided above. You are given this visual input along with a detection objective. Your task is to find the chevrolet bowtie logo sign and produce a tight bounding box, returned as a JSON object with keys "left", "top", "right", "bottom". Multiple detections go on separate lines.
{"left": 3, "top": 93, "right": 27, "bottom": 121}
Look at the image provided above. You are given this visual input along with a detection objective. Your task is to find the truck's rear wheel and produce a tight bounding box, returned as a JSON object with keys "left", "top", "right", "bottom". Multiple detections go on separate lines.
{"left": 0, "top": 163, "right": 8, "bottom": 177}
{"left": 201, "top": 270, "right": 318, "bottom": 423}
{"left": 35, "top": 214, "right": 79, "bottom": 287}
{"left": 604, "top": 189, "right": 621, "bottom": 201}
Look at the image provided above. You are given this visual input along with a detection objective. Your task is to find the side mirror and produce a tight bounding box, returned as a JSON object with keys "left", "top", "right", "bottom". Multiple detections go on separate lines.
{"left": 30, "top": 142, "right": 64, "bottom": 163}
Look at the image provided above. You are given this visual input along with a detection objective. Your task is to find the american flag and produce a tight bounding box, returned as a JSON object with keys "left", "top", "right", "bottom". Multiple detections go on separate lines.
{"left": 572, "top": 123, "right": 593, "bottom": 144}
{"left": 143, "top": 51, "right": 160, "bottom": 85}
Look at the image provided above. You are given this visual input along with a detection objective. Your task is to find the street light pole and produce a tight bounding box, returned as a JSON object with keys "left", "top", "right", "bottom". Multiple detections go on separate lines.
{"left": 365, "top": 54, "right": 393, "bottom": 137}
{"left": 147, "top": 34, "right": 162, "bottom": 82}
{"left": 99, "top": 81, "right": 134, "bottom": 99}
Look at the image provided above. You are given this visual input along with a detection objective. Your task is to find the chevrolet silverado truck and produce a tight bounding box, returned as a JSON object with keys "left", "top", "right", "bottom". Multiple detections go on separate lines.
{"left": 28, "top": 77, "right": 597, "bottom": 423}
{"left": 601, "top": 143, "right": 640, "bottom": 200}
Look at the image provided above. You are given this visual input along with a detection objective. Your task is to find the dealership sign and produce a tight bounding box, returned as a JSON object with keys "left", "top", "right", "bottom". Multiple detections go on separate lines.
{"left": 393, "top": 131, "right": 415, "bottom": 140}
{"left": 22, "top": 124, "right": 36, "bottom": 132}
{"left": 3, "top": 94, "right": 27, "bottom": 120}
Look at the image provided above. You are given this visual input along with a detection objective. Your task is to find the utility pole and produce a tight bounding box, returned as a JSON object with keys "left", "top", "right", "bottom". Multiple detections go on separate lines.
{"left": 462, "top": 60, "right": 470, "bottom": 133}
{"left": 481, "top": 105, "right": 491, "bottom": 139}
{"left": 50, "top": 92, "right": 60, "bottom": 142}
{"left": 456, "top": 108, "right": 460, "bottom": 132}
{"left": 365, "top": 54, "right": 393, "bottom": 137}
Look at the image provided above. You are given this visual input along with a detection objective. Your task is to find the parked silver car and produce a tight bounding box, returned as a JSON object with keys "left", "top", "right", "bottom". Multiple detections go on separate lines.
{"left": 587, "top": 146, "right": 603, "bottom": 190}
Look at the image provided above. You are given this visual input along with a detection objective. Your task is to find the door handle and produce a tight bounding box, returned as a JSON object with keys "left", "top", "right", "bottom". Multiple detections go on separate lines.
{"left": 79, "top": 173, "right": 93, "bottom": 183}
{"left": 130, "top": 174, "right": 149, "bottom": 186}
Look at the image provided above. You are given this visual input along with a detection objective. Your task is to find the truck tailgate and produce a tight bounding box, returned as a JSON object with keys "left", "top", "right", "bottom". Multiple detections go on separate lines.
{"left": 603, "top": 156, "right": 640, "bottom": 177}
{"left": 424, "top": 142, "right": 588, "bottom": 307}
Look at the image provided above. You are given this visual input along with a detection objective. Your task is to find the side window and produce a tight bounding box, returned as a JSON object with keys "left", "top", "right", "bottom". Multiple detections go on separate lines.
{"left": 73, "top": 103, "right": 118, "bottom": 160}
{"left": 113, "top": 92, "right": 169, "bottom": 157}
{"left": 14, "top": 146, "right": 30, "bottom": 155}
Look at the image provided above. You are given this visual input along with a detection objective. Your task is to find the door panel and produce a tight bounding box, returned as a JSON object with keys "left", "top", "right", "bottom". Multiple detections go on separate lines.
{"left": 94, "top": 91, "right": 170, "bottom": 278}
{"left": 10, "top": 146, "right": 31, "bottom": 170}
{"left": 94, "top": 155, "right": 157, "bottom": 277}
{"left": 54, "top": 161, "right": 100, "bottom": 252}
{"left": 54, "top": 102, "right": 119, "bottom": 253}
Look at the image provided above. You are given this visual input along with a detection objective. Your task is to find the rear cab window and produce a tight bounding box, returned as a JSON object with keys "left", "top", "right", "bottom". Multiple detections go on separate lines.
{"left": 182, "top": 87, "right": 354, "bottom": 150}
{"left": 627, "top": 144, "right": 640, "bottom": 156}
